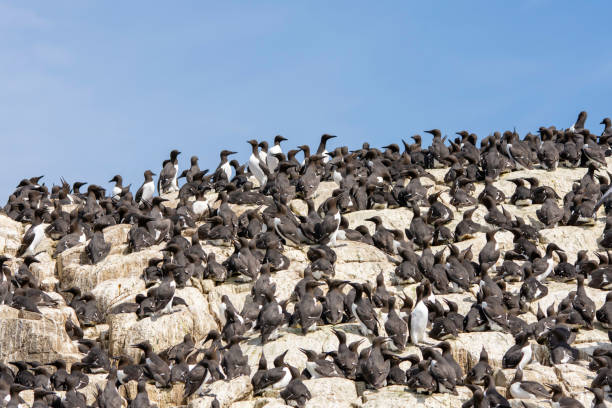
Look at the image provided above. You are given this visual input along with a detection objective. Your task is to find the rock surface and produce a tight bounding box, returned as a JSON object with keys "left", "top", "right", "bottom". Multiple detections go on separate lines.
{"left": 1, "top": 147, "right": 611, "bottom": 408}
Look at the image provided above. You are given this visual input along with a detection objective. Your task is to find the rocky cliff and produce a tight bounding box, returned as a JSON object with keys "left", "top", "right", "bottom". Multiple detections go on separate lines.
{"left": 1, "top": 141, "right": 611, "bottom": 407}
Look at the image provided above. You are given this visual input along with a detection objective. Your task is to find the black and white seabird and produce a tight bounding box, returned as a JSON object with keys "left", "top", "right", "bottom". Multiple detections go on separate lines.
{"left": 570, "top": 110, "right": 587, "bottom": 133}
{"left": 300, "top": 348, "right": 343, "bottom": 378}
{"left": 129, "top": 380, "right": 154, "bottom": 408}
{"left": 251, "top": 350, "right": 292, "bottom": 394}
{"left": 384, "top": 296, "right": 408, "bottom": 351}
{"left": 85, "top": 223, "right": 111, "bottom": 265}
{"left": 158, "top": 149, "right": 181, "bottom": 194}
{"left": 465, "top": 346, "right": 492, "bottom": 385}
{"left": 508, "top": 368, "right": 549, "bottom": 399}
{"left": 421, "top": 346, "right": 457, "bottom": 394}
{"left": 247, "top": 139, "right": 267, "bottom": 186}
{"left": 295, "top": 280, "right": 323, "bottom": 334}
{"left": 596, "top": 292, "right": 612, "bottom": 328}
{"left": 329, "top": 329, "right": 362, "bottom": 379}
{"left": 520, "top": 264, "right": 549, "bottom": 302}
{"left": 256, "top": 292, "right": 285, "bottom": 343}
{"left": 360, "top": 337, "right": 390, "bottom": 389}
{"left": 479, "top": 230, "right": 500, "bottom": 271}
{"left": 482, "top": 374, "right": 510, "bottom": 408}
{"left": 280, "top": 365, "right": 311, "bottom": 408}
{"left": 502, "top": 332, "right": 532, "bottom": 370}
{"left": 410, "top": 284, "right": 429, "bottom": 345}
{"left": 16, "top": 208, "right": 47, "bottom": 257}
{"left": 221, "top": 335, "right": 250, "bottom": 379}
{"left": 108, "top": 175, "right": 123, "bottom": 200}
{"left": 586, "top": 387, "right": 606, "bottom": 408}
{"left": 135, "top": 170, "right": 156, "bottom": 206}
{"left": 132, "top": 341, "right": 171, "bottom": 388}
{"left": 321, "top": 278, "right": 348, "bottom": 325}
{"left": 348, "top": 282, "right": 379, "bottom": 336}
{"left": 266, "top": 135, "right": 287, "bottom": 172}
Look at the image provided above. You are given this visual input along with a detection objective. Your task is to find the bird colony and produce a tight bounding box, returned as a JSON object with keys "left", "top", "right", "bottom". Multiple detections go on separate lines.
{"left": 1, "top": 111, "right": 612, "bottom": 408}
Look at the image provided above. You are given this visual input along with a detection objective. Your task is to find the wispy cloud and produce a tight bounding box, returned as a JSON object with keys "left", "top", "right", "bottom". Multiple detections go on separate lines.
{"left": 0, "top": 2, "right": 49, "bottom": 29}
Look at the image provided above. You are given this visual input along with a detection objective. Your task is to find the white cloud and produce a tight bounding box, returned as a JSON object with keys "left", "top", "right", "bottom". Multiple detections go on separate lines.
{"left": 0, "top": 2, "right": 49, "bottom": 29}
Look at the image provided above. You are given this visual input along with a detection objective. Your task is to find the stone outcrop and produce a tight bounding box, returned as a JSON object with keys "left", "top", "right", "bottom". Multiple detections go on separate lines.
{"left": 1, "top": 155, "right": 611, "bottom": 408}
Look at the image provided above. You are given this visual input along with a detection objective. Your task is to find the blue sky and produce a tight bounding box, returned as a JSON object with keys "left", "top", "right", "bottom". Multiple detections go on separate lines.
{"left": 1, "top": 1, "right": 611, "bottom": 199}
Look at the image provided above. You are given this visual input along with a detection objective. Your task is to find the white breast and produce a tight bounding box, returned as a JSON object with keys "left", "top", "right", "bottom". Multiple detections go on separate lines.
{"left": 142, "top": 182, "right": 155, "bottom": 202}
{"left": 510, "top": 382, "right": 534, "bottom": 399}
{"left": 518, "top": 344, "right": 532, "bottom": 370}
{"left": 273, "top": 367, "right": 292, "bottom": 389}
{"left": 192, "top": 200, "right": 208, "bottom": 216}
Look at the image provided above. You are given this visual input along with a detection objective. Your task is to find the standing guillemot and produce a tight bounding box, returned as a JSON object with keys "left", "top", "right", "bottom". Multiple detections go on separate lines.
{"left": 266, "top": 135, "right": 287, "bottom": 172}
{"left": 16, "top": 208, "right": 47, "bottom": 257}
{"left": 158, "top": 149, "right": 181, "bottom": 194}
{"left": 508, "top": 368, "right": 549, "bottom": 400}
{"left": 436, "top": 341, "right": 463, "bottom": 385}
{"left": 410, "top": 284, "right": 428, "bottom": 345}
{"left": 294, "top": 280, "right": 323, "bottom": 334}
{"left": 537, "top": 127, "right": 560, "bottom": 170}
{"left": 407, "top": 201, "right": 434, "bottom": 248}
{"left": 85, "top": 223, "right": 110, "bottom": 265}
{"left": 424, "top": 129, "right": 450, "bottom": 168}
{"left": 520, "top": 264, "right": 549, "bottom": 302}
{"left": 315, "top": 134, "right": 336, "bottom": 164}
{"left": 108, "top": 174, "right": 123, "bottom": 200}
{"left": 482, "top": 374, "right": 510, "bottom": 408}
{"left": 247, "top": 139, "right": 267, "bottom": 186}
{"left": 383, "top": 352, "right": 409, "bottom": 385}
{"left": 221, "top": 335, "right": 250, "bottom": 379}
{"left": 256, "top": 292, "right": 284, "bottom": 343}
{"left": 572, "top": 275, "right": 596, "bottom": 329}
{"left": 135, "top": 170, "right": 156, "bottom": 206}
{"left": 586, "top": 387, "right": 606, "bottom": 408}
{"left": 502, "top": 130, "right": 533, "bottom": 170}
{"left": 421, "top": 346, "right": 458, "bottom": 395}
{"left": 299, "top": 348, "right": 343, "bottom": 378}
{"left": 601, "top": 117, "right": 612, "bottom": 142}
{"left": 360, "top": 337, "right": 390, "bottom": 389}
{"left": 132, "top": 341, "right": 171, "bottom": 388}
{"left": 348, "top": 282, "right": 379, "bottom": 336}
{"left": 596, "top": 292, "right": 612, "bottom": 328}
{"left": 97, "top": 367, "right": 122, "bottom": 407}
{"left": 479, "top": 229, "right": 500, "bottom": 272}
{"left": 328, "top": 329, "right": 362, "bottom": 379}
{"left": 384, "top": 296, "right": 408, "bottom": 351}
{"left": 130, "top": 380, "right": 154, "bottom": 408}
{"left": 258, "top": 141, "right": 269, "bottom": 168}
{"left": 251, "top": 350, "right": 292, "bottom": 394}
{"left": 321, "top": 278, "right": 348, "bottom": 325}
{"left": 280, "top": 365, "right": 311, "bottom": 408}
{"left": 464, "top": 384, "right": 488, "bottom": 408}
{"left": 570, "top": 110, "right": 588, "bottom": 133}
{"left": 465, "top": 346, "right": 492, "bottom": 385}
{"left": 509, "top": 178, "right": 532, "bottom": 206}
{"left": 502, "top": 332, "right": 532, "bottom": 370}
{"left": 537, "top": 198, "right": 564, "bottom": 227}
